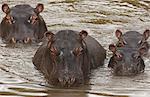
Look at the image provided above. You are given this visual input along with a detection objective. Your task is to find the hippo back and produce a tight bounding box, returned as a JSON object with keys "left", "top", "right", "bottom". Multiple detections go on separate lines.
{"left": 84, "top": 35, "right": 106, "bottom": 69}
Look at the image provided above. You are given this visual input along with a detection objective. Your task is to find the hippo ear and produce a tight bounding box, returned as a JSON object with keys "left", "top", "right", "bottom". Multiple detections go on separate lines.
{"left": 109, "top": 44, "right": 116, "bottom": 53}
{"left": 115, "top": 29, "right": 122, "bottom": 39}
{"left": 35, "top": 3, "right": 44, "bottom": 14}
{"left": 45, "top": 31, "right": 54, "bottom": 48}
{"left": 143, "top": 29, "right": 150, "bottom": 40}
{"left": 139, "top": 47, "right": 146, "bottom": 56}
{"left": 44, "top": 31, "right": 54, "bottom": 40}
{"left": 2, "top": 4, "right": 10, "bottom": 14}
{"left": 44, "top": 31, "right": 54, "bottom": 41}
{"left": 79, "top": 30, "right": 88, "bottom": 40}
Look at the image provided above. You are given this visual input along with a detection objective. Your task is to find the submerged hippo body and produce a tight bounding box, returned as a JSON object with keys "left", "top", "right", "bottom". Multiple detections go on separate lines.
{"left": 108, "top": 44, "right": 145, "bottom": 76}
{"left": 33, "top": 30, "right": 106, "bottom": 87}
{"left": 0, "top": 3, "right": 47, "bottom": 44}
{"left": 115, "top": 30, "right": 150, "bottom": 54}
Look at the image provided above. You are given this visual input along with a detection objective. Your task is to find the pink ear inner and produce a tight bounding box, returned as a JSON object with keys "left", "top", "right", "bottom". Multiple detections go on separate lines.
{"left": 115, "top": 29, "right": 122, "bottom": 39}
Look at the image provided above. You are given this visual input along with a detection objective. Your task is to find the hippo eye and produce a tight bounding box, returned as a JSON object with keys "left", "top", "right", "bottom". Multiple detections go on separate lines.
{"left": 29, "top": 15, "right": 38, "bottom": 24}
{"left": 5, "top": 15, "right": 15, "bottom": 24}
{"left": 50, "top": 47, "right": 60, "bottom": 56}
{"left": 123, "top": 40, "right": 127, "bottom": 45}
{"left": 59, "top": 51, "right": 63, "bottom": 56}
{"left": 117, "top": 39, "right": 127, "bottom": 47}
{"left": 12, "top": 19, "right": 16, "bottom": 24}
{"left": 138, "top": 40, "right": 142, "bottom": 44}
{"left": 27, "top": 19, "right": 31, "bottom": 23}
{"left": 115, "top": 52, "right": 123, "bottom": 61}
{"left": 132, "top": 53, "right": 141, "bottom": 60}
{"left": 73, "top": 47, "right": 84, "bottom": 56}
{"left": 117, "top": 42, "right": 124, "bottom": 47}
{"left": 138, "top": 41, "right": 148, "bottom": 49}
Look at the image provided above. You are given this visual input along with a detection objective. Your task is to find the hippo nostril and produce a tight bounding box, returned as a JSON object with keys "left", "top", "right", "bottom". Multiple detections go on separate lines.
{"left": 71, "top": 78, "right": 75, "bottom": 83}
{"left": 58, "top": 78, "right": 67, "bottom": 86}
{"left": 24, "top": 37, "right": 32, "bottom": 44}
{"left": 58, "top": 76, "right": 76, "bottom": 87}
{"left": 68, "top": 77, "right": 75, "bottom": 85}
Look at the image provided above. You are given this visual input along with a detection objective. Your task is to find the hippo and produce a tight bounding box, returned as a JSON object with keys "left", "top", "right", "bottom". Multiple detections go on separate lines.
{"left": 115, "top": 29, "right": 150, "bottom": 55}
{"left": 32, "top": 30, "right": 106, "bottom": 87}
{"left": 108, "top": 44, "right": 146, "bottom": 76}
{"left": 0, "top": 3, "right": 47, "bottom": 44}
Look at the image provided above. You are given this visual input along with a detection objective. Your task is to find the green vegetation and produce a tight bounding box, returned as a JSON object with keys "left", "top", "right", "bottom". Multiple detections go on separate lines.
{"left": 87, "top": 91, "right": 129, "bottom": 97}
{"left": 47, "top": 24, "right": 74, "bottom": 27}
{"left": 113, "top": 19, "right": 129, "bottom": 23}
{"left": 86, "top": 11, "right": 113, "bottom": 16}
{"left": 61, "top": 0, "right": 79, "bottom": 3}
{"left": 0, "top": 92, "right": 18, "bottom": 95}
{"left": 49, "top": 0, "right": 79, "bottom": 4}
{"left": 9, "top": 87, "right": 45, "bottom": 93}
{"left": 121, "top": 0, "right": 140, "bottom": 7}
{"left": 81, "top": 18, "right": 129, "bottom": 24}
{"left": 81, "top": 19, "right": 113, "bottom": 24}
{"left": 119, "top": 13, "right": 132, "bottom": 17}
{"left": 121, "top": 0, "right": 149, "bottom": 10}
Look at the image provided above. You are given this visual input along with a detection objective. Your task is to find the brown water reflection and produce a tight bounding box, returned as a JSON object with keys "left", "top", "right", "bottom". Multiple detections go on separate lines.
{"left": 0, "top": 0, "right": 150, "bottom": 97}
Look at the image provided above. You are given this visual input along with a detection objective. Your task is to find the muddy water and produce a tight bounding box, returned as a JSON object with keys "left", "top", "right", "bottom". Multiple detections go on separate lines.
{"left": 0, "top": 0, "right": 150, "bottom": 97}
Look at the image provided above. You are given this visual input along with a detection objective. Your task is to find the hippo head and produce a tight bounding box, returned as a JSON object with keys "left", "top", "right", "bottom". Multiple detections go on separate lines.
{"left": 0, "top": 3, "right": 47, "bottom": 44}
{"left": 115, "top": 29, "right": 150, "bottom": 54}
{"left": 108, "top": 44, "right": 145, "bottom": 76}
{"left": 44, "top": 30, "right": 89, "bottom": 87}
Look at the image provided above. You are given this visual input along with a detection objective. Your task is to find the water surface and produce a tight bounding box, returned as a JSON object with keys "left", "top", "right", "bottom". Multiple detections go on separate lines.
{"left": 0, "top": 0, "right": 150, "bottom": 97}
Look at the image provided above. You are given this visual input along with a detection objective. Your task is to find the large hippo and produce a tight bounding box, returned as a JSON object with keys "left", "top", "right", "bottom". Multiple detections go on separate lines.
{"left": 33, "top": 30, "right": 106, "bottom": 87}
{"left": 108, "top": 44, "right": 145, "bottom": 76}
{"left": 115, "top": 29, "right": 150, "bottom": 55}
{"left": 0, "top": 3, "right": 47, "bottom": 44}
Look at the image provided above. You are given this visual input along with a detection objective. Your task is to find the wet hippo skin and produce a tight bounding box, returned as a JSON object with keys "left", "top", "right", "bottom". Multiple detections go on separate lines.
{"left": 115, "top": 29, "right": 150, "bottom": 55}
{"left": 0, "top": 3, "right": 47, "bottom": 44}
{"left": 108, "top": 44, "right": 146, "bottom": 76}
{"left": 33, "top": 30, "right": 106, "bottom": 87}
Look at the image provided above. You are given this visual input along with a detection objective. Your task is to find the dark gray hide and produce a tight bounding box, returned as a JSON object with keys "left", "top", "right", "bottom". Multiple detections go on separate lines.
{"left": 108, "top": 44, "right": 145, "bottom": 76}
{"left": 115, "top": 30, "right": 150, "bottom": 55}
{"left": 32, "top": 30, "right": 106, "bottom": 87}
{"left": 0, "top": 4, "right": 47, "bottom": 44}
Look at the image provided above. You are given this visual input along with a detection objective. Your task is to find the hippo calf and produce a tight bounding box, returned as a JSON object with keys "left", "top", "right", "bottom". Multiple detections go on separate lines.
{"left": 32, "top": 30, "right": 106, "bottom": 87}
{"left": 0, "top": 3, "right": 47, "bottom": 44}
{"left": 108, "top": 44, "right": 145, "bottom": 76}
{"left": 115, "top": 29, "right": 150, "bottom": 55}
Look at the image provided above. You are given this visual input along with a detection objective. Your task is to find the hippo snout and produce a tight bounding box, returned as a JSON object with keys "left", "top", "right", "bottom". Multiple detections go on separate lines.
{"left": 113, "top": 63, "right": 143, "bottom": 76}
{"left": 58, "top": 72, "right": 84, "bottom": 87}
{"left": 9, "top": 37, "right": 34, "bottom": 44}
{"left": 58, "top": 76, "right": 76, "bottom": 87}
